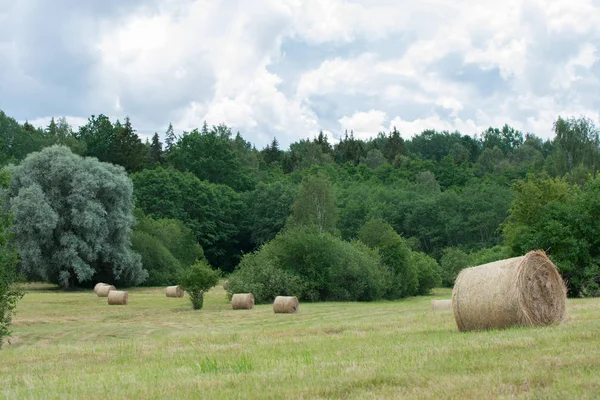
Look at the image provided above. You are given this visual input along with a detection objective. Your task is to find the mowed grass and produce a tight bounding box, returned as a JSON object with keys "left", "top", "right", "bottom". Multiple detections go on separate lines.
{"left": 1, "top": 283, "right": 599, "bottom": 399}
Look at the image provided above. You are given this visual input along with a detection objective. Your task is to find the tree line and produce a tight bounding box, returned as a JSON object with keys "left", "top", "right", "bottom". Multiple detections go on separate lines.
{"left": 0, "top": 108, "right": 599, "bottom": 316}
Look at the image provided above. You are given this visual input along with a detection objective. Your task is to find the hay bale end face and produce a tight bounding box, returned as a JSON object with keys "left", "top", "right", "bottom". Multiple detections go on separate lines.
{"left": 432, "top": 299, "right": 452, "bottom": 310}
{"left": 108, "top": 291, "right": 128, "bottom": 305}
{"left": 166, "top": 286, "right": 185, "bottom": 298}
{"left": 96, "top": 285, "right": 116, "bottom": 297}
{"left": 93, "top": 283, "right": 109, "bottom": 294}
{"left": 231, "top": 293, "right": 255, "bottom": 310}
{"left": 452, "top": 250, "right": 567, "bottom": 332}
{"left": 273, "top": 296, "right": 299, "bottom": 314}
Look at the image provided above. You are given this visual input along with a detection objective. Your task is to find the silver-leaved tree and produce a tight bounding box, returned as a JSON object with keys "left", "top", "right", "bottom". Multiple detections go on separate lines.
{"left": 5, "top": 145, "right": 148, "bottom": 288}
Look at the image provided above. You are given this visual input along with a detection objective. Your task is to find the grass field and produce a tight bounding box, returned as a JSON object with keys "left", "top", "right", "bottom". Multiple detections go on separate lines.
{"left": 1, "top": 283, "right": 599, "bottom": 399}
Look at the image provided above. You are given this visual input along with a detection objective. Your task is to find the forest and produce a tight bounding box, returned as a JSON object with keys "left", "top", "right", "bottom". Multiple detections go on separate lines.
{"left": 0, "top": 109, "right": 599, "bottom": 306}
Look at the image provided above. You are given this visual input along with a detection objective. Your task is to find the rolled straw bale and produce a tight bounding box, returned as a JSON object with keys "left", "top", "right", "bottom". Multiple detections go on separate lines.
{"left": 432, "top": 299, "right": 452, "bottom": 310}
{"left": 108, "top": 291, "right": 129, "bottom": 305}
{"left": 273, "top": 296, "right": 299, "bottom": 314}
{"left": 452, "top": 250, "right": 567, "bottom": 332}
{"left": 166, "top": 286, "right": 185, "bottom": 298}
{"left": 96, "top": 285, "right": 116, "bottom": 297}
{"left": 93, "top": 283, "right": 109, "bottom": 294}
{"left": 231, "top": 293, "right": 255, "bottom": 310}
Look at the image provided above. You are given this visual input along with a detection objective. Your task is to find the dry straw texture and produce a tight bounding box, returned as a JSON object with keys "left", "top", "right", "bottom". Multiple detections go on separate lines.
{"left": 166, "top": 286, "right": 185, "bottom": 298}
{"left": 432, "top": 299, "right": 452, "bottom": 310}
{"left": 231, "top": 293, "right": 255, "bottom": 310}
{"left": 96, "top": 285, "right": 116, "bottom": 297}
{"left": 273, "top": 296, "right": 299, "bottom": 314}
{"left": 108, "top": 291, "right": 129, "bottom": 305}
{"left": 452, "top": 250, "right": 567, "bottom": 332}
{"left": 93, "top": 283, "right": 108, "bottom": 294}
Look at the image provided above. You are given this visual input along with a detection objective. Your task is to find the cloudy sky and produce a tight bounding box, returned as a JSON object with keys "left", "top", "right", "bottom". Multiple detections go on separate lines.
{"left": 1, "top": 0, "right": 599, "bottom": 148}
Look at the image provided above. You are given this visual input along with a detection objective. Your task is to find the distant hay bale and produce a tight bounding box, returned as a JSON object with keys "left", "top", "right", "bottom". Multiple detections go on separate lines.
{"left": 96, "top": 285, "right": 116, "bottom": 297}
{"left": 432, "top": 299, "right": 452, "bottom": 310}
{"left": 231, "top": 293, "right": 254, "bottom": 310}
{"left": 452, "top": 250, "right": 567, "bottom": 332}
{"left": 93, "top": 283, "right": 109, "bottom": 294}
{"left": 273, "top": 296, "right": 299, "bottom": 314}
{"left": 166, "top": 286, "right": 185, "bottom": 298}
{"left": 108, "top": 291, "right": 128, "bottom": 305}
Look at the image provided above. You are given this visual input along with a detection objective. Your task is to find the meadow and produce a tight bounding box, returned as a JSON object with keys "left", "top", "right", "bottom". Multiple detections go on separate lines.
{"left": 1, "top": 283, "right": 599, "bottom": 399}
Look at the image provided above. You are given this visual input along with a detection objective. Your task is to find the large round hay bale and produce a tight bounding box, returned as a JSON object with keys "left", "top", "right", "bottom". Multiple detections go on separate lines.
{"left": 93, "top": 283, "right": 109, "bottom": 294}
{"left": 273, "top": 296, "right": 299, "bottom": 314}
{"left": 432, "top": 299, "right": 452, "bottom": 310}
{"left": 452, "top": 250, "right": 567, "bottom": 332}
{"left": 96, "top": 285, "right": 116, "bottom": 297}
{"left": 231, "top": 293, "right": 254, "bottom": 310}
{"left": 166, "top": 286, "right": 185, "bottom": 298}
{"left": 108, "top": 291, "right": 128, "bottom": 305}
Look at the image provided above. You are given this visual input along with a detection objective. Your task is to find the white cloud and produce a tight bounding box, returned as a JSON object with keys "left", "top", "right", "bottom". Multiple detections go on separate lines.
{"left": 3, "top": 0, "right": 600, "bottom": 148}
{"left": 338, "top": 110, "right": 388, "bottom": 140}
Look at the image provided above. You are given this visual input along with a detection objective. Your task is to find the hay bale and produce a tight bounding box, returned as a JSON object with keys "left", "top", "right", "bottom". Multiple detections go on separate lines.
{"left": 231, "top": 293, "right": 254, "bottom": 310}
{"left": 432, "top": 299, "right": 452, "bottom": 310}
{"left": 96, "top": 285, "right": 116, "bottom": 297}
{"left": 93, "top": 283, "right": 109, "bottom": 294}
{"left": 452, "top": 250, "right": 567, "bottom": 332}
{"left": 108, "top": 291, "right": 128, "bottom": 305}
{"left": 273, "top": 296, "right": 299, "bottom": 314}
{"left": 166, "top": 285, "right": 185, "bottom": 298}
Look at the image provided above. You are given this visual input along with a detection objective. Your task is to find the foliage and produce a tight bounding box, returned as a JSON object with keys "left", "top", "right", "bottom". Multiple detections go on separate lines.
{"left": 410, "top": 251, "right": 442, "bottom": 295}
{"left": 243, "top": 181, "right": 298, "bottom": 247}
{"left": 227, "top": 226, "right": 388, "bottom": 303}
{"left": 131, "top": 167, "right": 242, "bottom": 272}
{"left": 288, "top": 174, "right": 338, "bottom": 233}
{"left": 6, "top": 146, "right": 147, "bottom": 288}
{"left": 0, "top": 169, "right": 23, "bottom": 348}
{"left": 502, "top": 175, "right": 600, "bottom": 296}
{"left": 358, "top": 218, "right": 418, "bottom": 298}
{"left": 4, "top": 108, "right": 600, "bottom": 298}
{"left": 180, "top": 261, "right": 220, "bottom": 310}
{"left": 131, "top": 210, "right": 204, "bottom": 286}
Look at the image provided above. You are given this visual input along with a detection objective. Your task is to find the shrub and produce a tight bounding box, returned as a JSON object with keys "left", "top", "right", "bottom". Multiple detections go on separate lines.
{"left": 411, "top": 251, "right": 442, "bottom": 295}
{"left": 226, "top": 226, "right": 388, "bottom": 303}
{"left": 226, "top": 254, "right": 306, "bottom": 304}
{"left": 181, "top": 262, "right": 220, "bottom": 310}
{"left": 131, "top": 210, "right": 204, "bottom": 286}
{"left": 358, "top": 218, "right": 418, "bottom": 298}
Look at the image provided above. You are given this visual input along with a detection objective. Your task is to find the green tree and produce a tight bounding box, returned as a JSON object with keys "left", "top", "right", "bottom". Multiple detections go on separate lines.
{"left": 288, "top": 174, "right": 338, "bottom": 233}
{"left": 164, "top": 123, "right": 177, "bottom": 153}
{"left": 6, "top": 145, "right": 147, "bottom": 288}
{"left": 131, "top": 167, "right": 242, "bottom": 272}
{"left": 181, "top": 261, "right": 220, "bottom": 310}
{"left": 0, "top": 169, "right": 23, "bottom": 348}
{"left": 149, "top": 132, "right": 163, "bottom": 166}
{"left": 243, "top": 181, "right": 298, "bottom": 246}
{"left": 168, "top": 125, "right": 252, "bottom": 191}
{"left": 110, "top": 117, "right": 146, "bottom": 172}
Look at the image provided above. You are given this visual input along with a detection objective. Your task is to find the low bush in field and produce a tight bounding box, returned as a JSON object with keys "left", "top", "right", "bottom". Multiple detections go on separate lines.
{"left": 226, "top": 226, "right": 388, "bottom": 303}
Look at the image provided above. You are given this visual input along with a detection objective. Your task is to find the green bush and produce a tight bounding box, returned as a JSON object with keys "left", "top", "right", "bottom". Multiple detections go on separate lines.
{"left": 440, "top": 248, "right": 471, "bottom": 287}
{"left": 131, "top": 210, "right": 204, "bottom": 286}
{"left": 226, "top": 226, "right": 388, "bottom": 303}
{"left": 181, "top": 261, "right": 220, "bottom": 310}
{"left": 411, "top": 251, "right": 442, "bottom": 295}
{"left": 226, "top": 254, "right": 306, "bottom": 304}
{"left": 358, "top": 218, "right": 418, "bottom": 298}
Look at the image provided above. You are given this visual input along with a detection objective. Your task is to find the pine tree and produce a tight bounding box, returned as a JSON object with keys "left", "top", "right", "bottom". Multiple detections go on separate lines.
{"left": 149, "top": 132, "right": 163, "bottom": 165}
{"left": 164, "top": 123, "right": 176, "bottom": 153}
